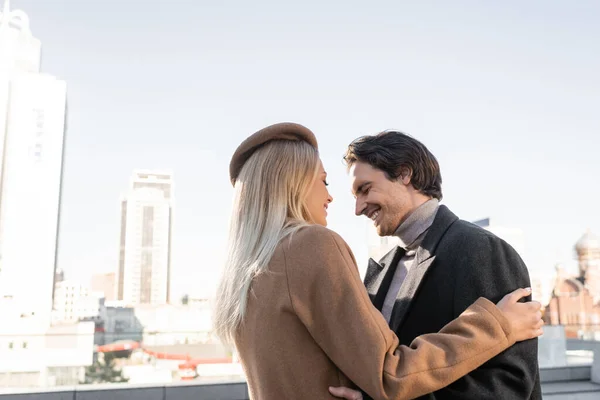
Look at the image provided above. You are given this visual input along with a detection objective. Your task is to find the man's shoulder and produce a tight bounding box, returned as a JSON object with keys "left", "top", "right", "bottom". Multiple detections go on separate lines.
{"left": 430, "top": 206, "right": 503, "bottom": 248}
{"left": 442, "top": 218, "right": 499, "bottom": 245}
{"left": 432, "top": 215, "right": 532, "bottom": 300}
{"left": 437, "top": 217, "right": 521, "bottom": 259}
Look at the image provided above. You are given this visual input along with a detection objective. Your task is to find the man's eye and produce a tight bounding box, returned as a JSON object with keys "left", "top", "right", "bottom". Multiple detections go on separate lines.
{"left": 324, "top": 180, "right": 329, "bottom": 186}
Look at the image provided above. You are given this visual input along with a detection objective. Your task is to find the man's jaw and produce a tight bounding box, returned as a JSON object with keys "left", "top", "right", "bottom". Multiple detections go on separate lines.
{"left": 365, "top": 207, "right": 381, "bottom": 225}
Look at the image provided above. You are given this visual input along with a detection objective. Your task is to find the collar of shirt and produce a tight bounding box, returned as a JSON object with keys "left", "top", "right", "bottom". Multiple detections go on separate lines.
{"left": 393, "top": 198, "right": 440, "bottom": 250}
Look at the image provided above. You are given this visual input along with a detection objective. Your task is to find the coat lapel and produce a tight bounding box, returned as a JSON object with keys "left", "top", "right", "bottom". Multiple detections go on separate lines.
{"left": 388, "top": 253, "right": 436, "bottom": 332}
{"left": 364, "top": 258, "right": 384, "bottom": 290}
{"left": 364, "top": 246, "right": 404, "bottom": 310}
{"left": 388, "top": 205, "right": 459, "bottom": 332}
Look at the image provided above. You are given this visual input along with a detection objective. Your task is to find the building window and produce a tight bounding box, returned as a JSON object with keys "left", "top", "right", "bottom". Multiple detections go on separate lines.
{"left": 8, "top": 342, "right": 13, "bottom": 349}
{"left": 22, "top": 342, "right": 28, "bottom": 349}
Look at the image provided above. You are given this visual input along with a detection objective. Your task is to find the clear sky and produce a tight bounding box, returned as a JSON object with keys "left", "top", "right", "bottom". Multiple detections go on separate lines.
{"left": 14, "top": 0, "right": 600, "bottom": 300}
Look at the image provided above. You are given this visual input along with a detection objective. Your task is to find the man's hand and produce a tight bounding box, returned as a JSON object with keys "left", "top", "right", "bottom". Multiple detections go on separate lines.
{"left": 329, "top": 386, "right": 363, "bottom": 399}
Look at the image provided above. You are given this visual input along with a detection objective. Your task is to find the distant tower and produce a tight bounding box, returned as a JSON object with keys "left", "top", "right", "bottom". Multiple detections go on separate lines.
{"left": 575, "top": 229, "right": 600, "bottom": 301}
{"left": 116, "top": 170, "right": 173, "bottom": 305}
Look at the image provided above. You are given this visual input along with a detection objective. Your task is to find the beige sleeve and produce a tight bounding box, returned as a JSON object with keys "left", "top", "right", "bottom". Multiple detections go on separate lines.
{"left": 284, "top": 226, "right": 515, "bottom": 400}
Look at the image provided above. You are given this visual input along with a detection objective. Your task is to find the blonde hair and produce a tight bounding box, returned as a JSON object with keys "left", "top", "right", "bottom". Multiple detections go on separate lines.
{"left": 213, "top": 139, "right": 320, "bottom": 345}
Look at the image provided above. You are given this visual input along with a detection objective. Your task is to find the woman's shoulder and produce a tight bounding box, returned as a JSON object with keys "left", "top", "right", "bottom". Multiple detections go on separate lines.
{"left": 291, "top": 224, "right": 345, "bottom": 244}
{"left": 280, "top": 224, "right": 357, "bottom": 283}
{"left": 280, "top": 224, "right": 350, "bottom": 257}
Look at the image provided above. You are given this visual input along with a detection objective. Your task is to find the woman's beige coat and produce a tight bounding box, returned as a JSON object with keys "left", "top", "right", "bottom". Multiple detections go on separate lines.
{"left": 235, "top": 225, "right": 515, "bottom": 400}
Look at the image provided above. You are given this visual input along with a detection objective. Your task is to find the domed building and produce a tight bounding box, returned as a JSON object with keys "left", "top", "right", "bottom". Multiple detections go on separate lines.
{"left": 544, "top": 230, "right": 600, "bottom": 339}
{"left": 575, "top": 229, "right": 600, "bottom": 254}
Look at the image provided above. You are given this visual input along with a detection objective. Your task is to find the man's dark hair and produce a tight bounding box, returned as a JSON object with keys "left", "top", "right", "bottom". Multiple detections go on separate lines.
{"left": 343, "top": 131, "right": 443, "bottom": 200}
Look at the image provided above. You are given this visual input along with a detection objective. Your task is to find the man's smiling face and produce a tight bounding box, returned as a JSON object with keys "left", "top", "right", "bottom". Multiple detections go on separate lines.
{"left": 350, "top": 161, "right": 413, "bottom": 237}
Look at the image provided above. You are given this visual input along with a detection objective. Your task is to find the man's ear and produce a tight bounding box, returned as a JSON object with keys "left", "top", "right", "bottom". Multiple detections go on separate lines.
{"left": 399, "top": 167, "right": 412, "bottom": 185}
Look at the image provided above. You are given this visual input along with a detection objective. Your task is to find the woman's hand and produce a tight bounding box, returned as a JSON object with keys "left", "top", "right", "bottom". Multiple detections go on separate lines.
{"left": 496, "top": 287, "right": 543, "bottom": 342}
{"left": 329, "top": 386, "right": 362, "bottom": 400}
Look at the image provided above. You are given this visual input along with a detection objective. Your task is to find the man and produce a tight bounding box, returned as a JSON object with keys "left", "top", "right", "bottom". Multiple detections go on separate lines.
{"left": 330, "top": 131, "right": 541, "bottom": 400}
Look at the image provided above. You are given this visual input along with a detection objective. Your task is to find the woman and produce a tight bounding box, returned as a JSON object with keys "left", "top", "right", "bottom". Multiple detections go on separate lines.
{"left": 213, "top": 123, "right": 542, "bottom": 400}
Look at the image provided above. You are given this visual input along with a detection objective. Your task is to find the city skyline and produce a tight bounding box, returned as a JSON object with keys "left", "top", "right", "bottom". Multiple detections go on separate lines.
{"left": 0, "top": 0, "right": 599, "bottom": 395}
{"left": 9, "top": 0, "right": 600, "bottom": 302}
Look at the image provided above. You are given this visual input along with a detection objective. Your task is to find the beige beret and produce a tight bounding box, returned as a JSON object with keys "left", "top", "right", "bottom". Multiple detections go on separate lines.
{"left": 229, "top": 122, "right": 318, "bottom": 186}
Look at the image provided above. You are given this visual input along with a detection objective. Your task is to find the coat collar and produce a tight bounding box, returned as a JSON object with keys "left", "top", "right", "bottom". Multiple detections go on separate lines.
{"left": 413, "top": 205, "right": 458, "bottom": 265}
{"left": 388, "top": 205, "right": 459, "bottom": 331}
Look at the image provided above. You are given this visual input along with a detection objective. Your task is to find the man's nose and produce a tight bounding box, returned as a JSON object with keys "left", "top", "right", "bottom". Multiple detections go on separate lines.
{"left": 355, "top": 198, "right": 365, "bottom": 216}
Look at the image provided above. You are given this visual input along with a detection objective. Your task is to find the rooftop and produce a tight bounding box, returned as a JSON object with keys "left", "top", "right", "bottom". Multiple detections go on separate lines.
{"left": 0, "top": 364, "right": 598, "bottom": 400}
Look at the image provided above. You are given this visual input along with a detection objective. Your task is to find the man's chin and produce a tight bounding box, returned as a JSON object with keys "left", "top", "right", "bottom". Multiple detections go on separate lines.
{"left": 375, "top": 226, "right": 390, "bottom": 237}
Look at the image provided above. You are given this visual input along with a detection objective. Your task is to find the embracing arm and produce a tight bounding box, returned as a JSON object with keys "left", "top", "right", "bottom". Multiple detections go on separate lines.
{"left": 285, "top": 226, "right": 521, "bottom": 400}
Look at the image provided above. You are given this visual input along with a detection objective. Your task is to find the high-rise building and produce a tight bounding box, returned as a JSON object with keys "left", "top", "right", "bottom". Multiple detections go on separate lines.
{"left": 91, "top": 272, "right": 116, "bottom": 302}
{"left": 0, "top": 0, "right": 67, "bottom": 322}
{"left": 116, "top": 170, "right": 173, "bottom": 305}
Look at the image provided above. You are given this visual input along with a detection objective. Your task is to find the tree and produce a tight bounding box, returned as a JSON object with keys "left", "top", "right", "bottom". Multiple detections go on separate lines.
{"left": 82, "top": 352, "right": 129, "bottom": 384}
{"left": 181, "top": 294, "right": 189, "bottom": 305}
